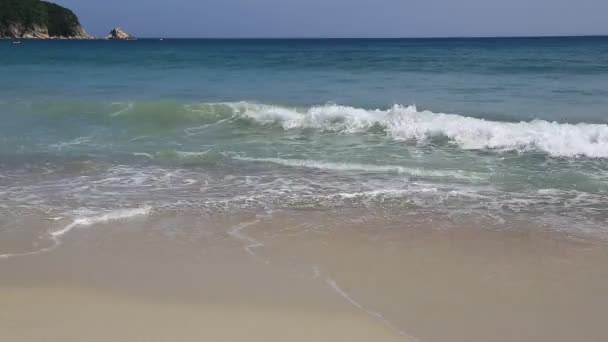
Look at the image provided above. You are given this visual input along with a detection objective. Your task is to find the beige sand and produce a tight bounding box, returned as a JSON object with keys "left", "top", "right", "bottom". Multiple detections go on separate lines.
{"left": 1, "top": 209, "right": 608, "bottom": 342}
{"left": 0, "top": 286, "right": 406, "bottom": 342}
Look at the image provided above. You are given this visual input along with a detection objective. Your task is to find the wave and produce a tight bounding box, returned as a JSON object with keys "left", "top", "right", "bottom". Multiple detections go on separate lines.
{"left": 101, "top": 100, "right": 608, "bottom": 159}
{"left": 226, "top": 102, "right": 608, "bottom": 158}
{"left": 7, "top": 100, "right": 608, "bottom": 158}
{"left": 105, "top": 100, "right": 606, "bottom": 158}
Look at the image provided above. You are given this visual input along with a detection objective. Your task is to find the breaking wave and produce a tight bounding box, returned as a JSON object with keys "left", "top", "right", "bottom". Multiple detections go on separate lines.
{"left": 225, "top": 102, "right": 608, "bottom": 158}
{"left": 5, "top": 100, "right": 608, "bottom": 158}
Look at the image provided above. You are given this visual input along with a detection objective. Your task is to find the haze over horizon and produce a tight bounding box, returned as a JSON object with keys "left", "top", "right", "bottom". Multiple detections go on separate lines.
{"left": 53, "top": 0, "right": 607, "bottom": 38}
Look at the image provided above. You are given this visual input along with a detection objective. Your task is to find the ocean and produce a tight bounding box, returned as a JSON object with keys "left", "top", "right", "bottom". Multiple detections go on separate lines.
{"left": 2, "top": 37, "right": 607, "bottom": 241}
{"left": 2, "top": 37, "right": 608, "bottom": 342}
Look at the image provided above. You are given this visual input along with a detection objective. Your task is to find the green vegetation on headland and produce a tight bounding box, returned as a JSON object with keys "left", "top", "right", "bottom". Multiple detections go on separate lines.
{"left": 0, "top": 0, "right": 91, "bottom": 38}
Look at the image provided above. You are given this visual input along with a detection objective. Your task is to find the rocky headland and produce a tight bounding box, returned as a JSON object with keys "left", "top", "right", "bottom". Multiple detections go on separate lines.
{"left": 0, "top": 0, "right": 92, "bottom": 39}
{"left": 1, "top": 1, "right": 136, "bottom": 40}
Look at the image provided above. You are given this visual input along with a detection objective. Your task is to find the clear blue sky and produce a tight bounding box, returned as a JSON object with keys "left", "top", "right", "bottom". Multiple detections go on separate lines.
{"left": 55, "top": 0, "right": 608, "bottom": 38}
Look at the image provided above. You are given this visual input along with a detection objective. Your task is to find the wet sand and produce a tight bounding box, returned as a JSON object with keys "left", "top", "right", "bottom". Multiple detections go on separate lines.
{"left": 1, "top": 208, "right": 608, "bottom": 342}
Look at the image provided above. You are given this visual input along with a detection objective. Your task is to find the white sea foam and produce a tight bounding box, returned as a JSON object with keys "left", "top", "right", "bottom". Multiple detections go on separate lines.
{"left": 172, "top": 150, "right": 212, "bottom": 159}
{"left": 225, "top": 102, "right": 608, "bottom": 158}
{"left": 133, "top": 152, "right": 154, "bottom": 159}
{"left": 0, "top": 207, "right": 151, "bottom": 260}
{"left": 0, "top": 244, "right": 56, "bottom": 259}
{"left": 108, "top": 102, "right": 134, "bottom": 117}
{"left": 227, "top": 217, "right": 267, "bottom": 263}
{"left": 51, "top": 207, "right": 152, "bottom": 238}
{"left": 232, "top": 156, "right": 485, "bottom": 180}
{"left": 49, "top": 136, "right": 92, "bottom": 151}
{"left": 183, "top": 118, "right": 232, "bottom": 135}
{"left": 329, "top": 189, "right": 432, "bottom": 200}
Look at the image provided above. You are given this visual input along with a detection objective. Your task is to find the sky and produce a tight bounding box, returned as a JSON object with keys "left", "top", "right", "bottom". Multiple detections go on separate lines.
{"left": 55, "top": 0, "right": 608, "bottom": 38}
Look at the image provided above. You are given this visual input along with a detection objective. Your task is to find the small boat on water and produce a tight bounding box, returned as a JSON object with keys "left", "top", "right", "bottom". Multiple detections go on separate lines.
{"left": 12, "top": 40, "right": 21, "bottom": 44}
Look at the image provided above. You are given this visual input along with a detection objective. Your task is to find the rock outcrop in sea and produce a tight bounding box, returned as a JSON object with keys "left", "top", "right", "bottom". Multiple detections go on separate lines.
{"left": 106, "top": 27, "right": 135, "bottom": 40}
{"left": 0, "top": 0, "right": 92, "bottom": 39}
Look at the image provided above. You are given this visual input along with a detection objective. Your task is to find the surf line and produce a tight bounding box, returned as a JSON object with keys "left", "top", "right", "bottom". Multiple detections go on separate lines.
{"left": 317, "top": 267, "right": 419, "bottom": 342}
{"left": 0, "top": 241, "right": 58, "bottom": 259}
{"left": 0, "top": 207, "right": 151, "bottom": 260}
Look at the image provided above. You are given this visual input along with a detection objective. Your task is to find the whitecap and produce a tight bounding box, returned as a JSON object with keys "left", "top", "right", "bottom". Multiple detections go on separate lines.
{"left": 222, "top": 102, "right": 608, "bottom": 158}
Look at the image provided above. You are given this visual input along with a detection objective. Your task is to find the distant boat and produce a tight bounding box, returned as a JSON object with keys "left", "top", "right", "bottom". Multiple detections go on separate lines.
{"left": 159, "top": 38, "right": 164, "bottom": 41}
{"left": 12, "top": 41, "right": 21, "bottom": 44}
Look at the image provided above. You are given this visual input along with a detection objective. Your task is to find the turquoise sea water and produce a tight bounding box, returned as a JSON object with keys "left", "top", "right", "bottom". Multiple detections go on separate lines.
{"left": 1, "top": 37, "right": 608, "bottom": 239}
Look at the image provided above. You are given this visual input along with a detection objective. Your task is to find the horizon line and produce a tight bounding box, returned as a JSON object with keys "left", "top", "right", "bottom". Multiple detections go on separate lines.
{"left": 5, "top": 34, "right": 607, "bottom": 41}
{"left": 116, "top": 34, "right": 608, "bottom": 40}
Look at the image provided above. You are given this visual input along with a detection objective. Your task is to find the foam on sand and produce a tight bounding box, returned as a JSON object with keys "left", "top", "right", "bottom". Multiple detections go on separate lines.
{"left": 321, "top": 270, "right": 419, "bottom": 342}
{"left": 227, "top": 216, "right": 268, "bottom": 262}
{"left": 51, "top": 207, "right": 152, "bottom": 238}
{"left": 0, "top": 207, "right": 151, "bottom": 259}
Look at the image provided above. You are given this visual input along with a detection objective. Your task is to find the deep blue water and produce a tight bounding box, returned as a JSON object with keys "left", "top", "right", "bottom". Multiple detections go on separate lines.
{"left": 2, "top": 37, "right": 608, "bottom": 122}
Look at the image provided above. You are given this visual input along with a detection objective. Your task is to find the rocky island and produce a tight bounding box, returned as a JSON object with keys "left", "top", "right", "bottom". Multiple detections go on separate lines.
{"left": 106, "top": 27, "right": 135, "bottom": 40}
{"left": 0, "top": 0, "right": 92, "bottom": 39}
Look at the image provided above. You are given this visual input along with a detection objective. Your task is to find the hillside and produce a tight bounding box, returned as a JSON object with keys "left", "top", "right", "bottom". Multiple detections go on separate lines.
{"left": 0, "top": 0, "right": 91, "bottom": 38}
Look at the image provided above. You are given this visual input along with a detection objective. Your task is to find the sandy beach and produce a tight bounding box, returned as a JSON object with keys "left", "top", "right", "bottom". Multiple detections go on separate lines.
{"left": 1, "top": 287, "right": 408, "bottom": 342}
{"left": 2, "top": 208, "right": 608, "bottom": 342}
{"left": 3, "top": 5, "right": 608, "bottom": 341}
